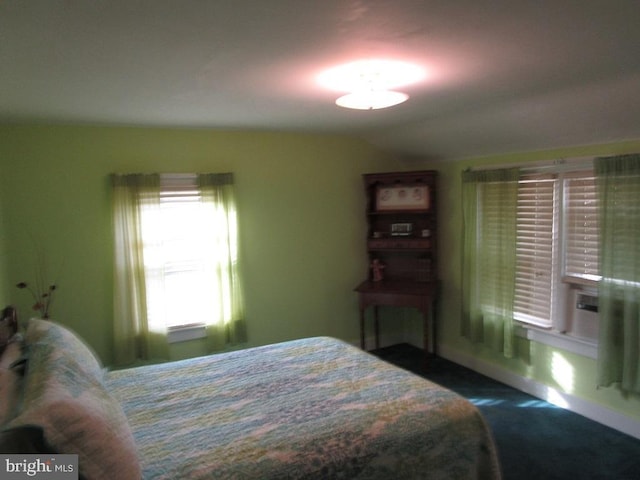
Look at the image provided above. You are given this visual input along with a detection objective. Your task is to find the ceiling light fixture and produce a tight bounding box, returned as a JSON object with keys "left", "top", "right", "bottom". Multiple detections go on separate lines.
{"left": 335, "top": 90, "right": 409, "bottom": 110}
{"left": 317, "top": 59, "right": 425, "bottom": 110}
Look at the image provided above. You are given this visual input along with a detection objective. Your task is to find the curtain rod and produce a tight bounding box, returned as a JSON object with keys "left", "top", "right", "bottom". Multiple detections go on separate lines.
{"left": 468, "top": 156, "right": 594, "bottom": 173}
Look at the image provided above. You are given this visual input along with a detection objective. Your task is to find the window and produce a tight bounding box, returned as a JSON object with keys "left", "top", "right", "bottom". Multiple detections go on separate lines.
{"left": 514, "top": 174, "right": 557, "bottom": 327}
{"left": 112, "top": 172, "right": 245, "bottom": 365}
{"left": 465, "top": 162, "right": 600, "bottom": 345}
{"left": 140, "top": 175, "right": 238, "bottom": 332}
{"left": 512, "top": 167, "right": 600, "bottom": 339}
{"left": 563, "top": 173, "right": 600, "bottom": 283}
{"left": 464, "top": 157, "right": 640, "bottom": 363}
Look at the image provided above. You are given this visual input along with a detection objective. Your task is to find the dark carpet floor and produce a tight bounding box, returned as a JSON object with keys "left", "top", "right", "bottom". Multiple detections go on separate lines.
{"left": 372, "top": 343, "right": 640, "bottom": 480}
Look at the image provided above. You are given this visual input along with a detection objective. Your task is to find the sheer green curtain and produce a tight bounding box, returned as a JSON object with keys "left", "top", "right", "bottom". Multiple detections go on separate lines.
{"left": 197, "top": 173, "right": 247, "bottom": 351}
{"left": 595, "top": 154, "right": 640, "bottom": 394}
{"left": 111, "top": 173, "right": 169, "bottom": 366}
{"left": 462, "top": 168, "right": 519, "bottom": 358}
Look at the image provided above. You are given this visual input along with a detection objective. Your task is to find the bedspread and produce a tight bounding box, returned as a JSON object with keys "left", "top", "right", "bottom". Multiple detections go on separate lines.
{"left": 106, "top": 337, "right": 500, "bottom": 479}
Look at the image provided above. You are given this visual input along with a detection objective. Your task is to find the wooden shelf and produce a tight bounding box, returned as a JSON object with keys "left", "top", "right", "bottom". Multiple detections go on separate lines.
{"left": 367, "top": 238, "right": 432, "bottom": 250}
{"left": 367, "top": 209, "right": 431, "bottom": 215}
{"left": 354, "top": 170, "right": 439, "bottom": 366}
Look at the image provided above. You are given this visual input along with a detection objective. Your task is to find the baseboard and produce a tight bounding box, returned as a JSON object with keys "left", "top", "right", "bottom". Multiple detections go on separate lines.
{"left": 438, "top": 344, "right": 640, "bottom": 441}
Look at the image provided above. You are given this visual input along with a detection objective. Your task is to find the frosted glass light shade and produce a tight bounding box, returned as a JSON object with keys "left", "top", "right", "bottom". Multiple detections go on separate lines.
{"left": 335, "top": 90, "right": 409, "bottom": 110}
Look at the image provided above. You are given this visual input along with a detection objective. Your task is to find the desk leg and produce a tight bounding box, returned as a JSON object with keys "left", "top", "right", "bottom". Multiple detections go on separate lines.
{"left": 423, "top": 309, "right": 430, "bottom": 368}
{"left": 422, "top": 299, "right": 436, "bottom": 368}
{"left": 430, "top": 298, "right": 436, "bottom": 357}
{"left": 374, "top": 306, "right": 380, "bottom": 350}
{"left": 359, "top": 307, "right": 366, "bottom": 350}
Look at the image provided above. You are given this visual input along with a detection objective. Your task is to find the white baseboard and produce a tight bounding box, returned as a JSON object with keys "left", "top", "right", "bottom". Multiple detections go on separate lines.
{"left": 438, "top": 344, "right": 640, "bottom": 440}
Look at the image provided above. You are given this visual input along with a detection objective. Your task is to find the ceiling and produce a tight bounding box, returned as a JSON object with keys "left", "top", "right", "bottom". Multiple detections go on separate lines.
{"left": 2, "top": 0, "right": 640, "bottom": 160}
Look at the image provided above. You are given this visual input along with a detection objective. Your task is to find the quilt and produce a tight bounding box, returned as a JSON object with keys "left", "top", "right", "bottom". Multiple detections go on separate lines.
{"left": 106, "top": 337, "right": 500, "bottom": 479}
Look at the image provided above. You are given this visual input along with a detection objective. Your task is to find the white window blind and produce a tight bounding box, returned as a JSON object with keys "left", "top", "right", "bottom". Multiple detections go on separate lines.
{"left": 514, "top": 176, "right": 557, "bottom": 327}
{"left": 564, "top": 173, "right": 600, "bottom": 282}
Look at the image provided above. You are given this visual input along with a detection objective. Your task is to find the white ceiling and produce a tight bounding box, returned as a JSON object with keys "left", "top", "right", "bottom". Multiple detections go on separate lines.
{"left": 2, "top": 0, "right": 640, "bottom": 160}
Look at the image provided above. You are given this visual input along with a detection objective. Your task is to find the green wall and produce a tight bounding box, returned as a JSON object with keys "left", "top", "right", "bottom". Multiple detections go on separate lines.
{"left": 2, "top": 123, "right": 638, "bottom": 429}
{"left": 0, "top": 125, "right": 398, "bottom": 364}
{"left": 410, "top": 139, "right": 640, "bottom": 425}
{"left": 0, "top": 165, "right": 8, "bottom": 306}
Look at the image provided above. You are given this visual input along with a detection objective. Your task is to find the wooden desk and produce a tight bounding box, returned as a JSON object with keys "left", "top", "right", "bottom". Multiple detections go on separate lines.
{"left": 354, "top": 280, "right": 436, "bottom": 365}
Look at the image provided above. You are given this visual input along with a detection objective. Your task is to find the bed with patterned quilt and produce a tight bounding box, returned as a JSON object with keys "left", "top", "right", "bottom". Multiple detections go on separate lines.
{"left": 1, "top": 319, "right": 501, "bottom": 479}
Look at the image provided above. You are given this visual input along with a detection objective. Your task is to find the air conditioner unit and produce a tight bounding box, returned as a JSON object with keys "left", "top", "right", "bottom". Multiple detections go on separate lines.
{"left": 565, "top": 288, "right": 599, "bottom": 340}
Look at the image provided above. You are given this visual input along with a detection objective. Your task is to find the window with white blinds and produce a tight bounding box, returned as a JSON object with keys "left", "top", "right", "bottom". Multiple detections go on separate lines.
{"left": 514, "top": 176, "right": 557, "bottom": 327}
{"left": 471, "top": 162, "right": 601, "bottom": 335}
{"left": 141, "top": 175, "right": 235, "bottom": 330}
{"left": 510, "top": 168, "right": 599, "bottom": 329}
{"left": 563, "top": 173, "right": 600, "bottom": 283}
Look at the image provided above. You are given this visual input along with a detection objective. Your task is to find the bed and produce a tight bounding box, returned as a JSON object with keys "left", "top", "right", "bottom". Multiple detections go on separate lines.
{"left": 1, "top": 319, "right": 501, "bottom": 479}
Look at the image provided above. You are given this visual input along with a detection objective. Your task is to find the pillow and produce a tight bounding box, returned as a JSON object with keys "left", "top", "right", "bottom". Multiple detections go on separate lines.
{"left": 5, "top": 338, "right": 141, "bottom": 479}
{"left": 0, "top": 334, "right": 25, "bottom": 425}
{"left": 24, "top": 318, "right": 105, "bottom": 381}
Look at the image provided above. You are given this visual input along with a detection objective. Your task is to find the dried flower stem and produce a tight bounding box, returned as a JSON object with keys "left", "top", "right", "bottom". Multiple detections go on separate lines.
{"left": 16, "top": 241, "right": 61, "bottom": 319}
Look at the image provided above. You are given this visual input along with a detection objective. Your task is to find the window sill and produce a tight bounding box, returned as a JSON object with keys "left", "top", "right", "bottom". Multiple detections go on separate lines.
{"left": 515, "top": 324, "right": 598, "bottom": 359}
{"left": 167, "top": 324, "right": 207, "bottom": 343}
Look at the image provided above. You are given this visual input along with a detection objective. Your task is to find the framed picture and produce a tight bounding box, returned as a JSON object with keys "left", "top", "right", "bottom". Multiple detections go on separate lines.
{"left": 376, "top": 185, "right": 429, "bottom": 211}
